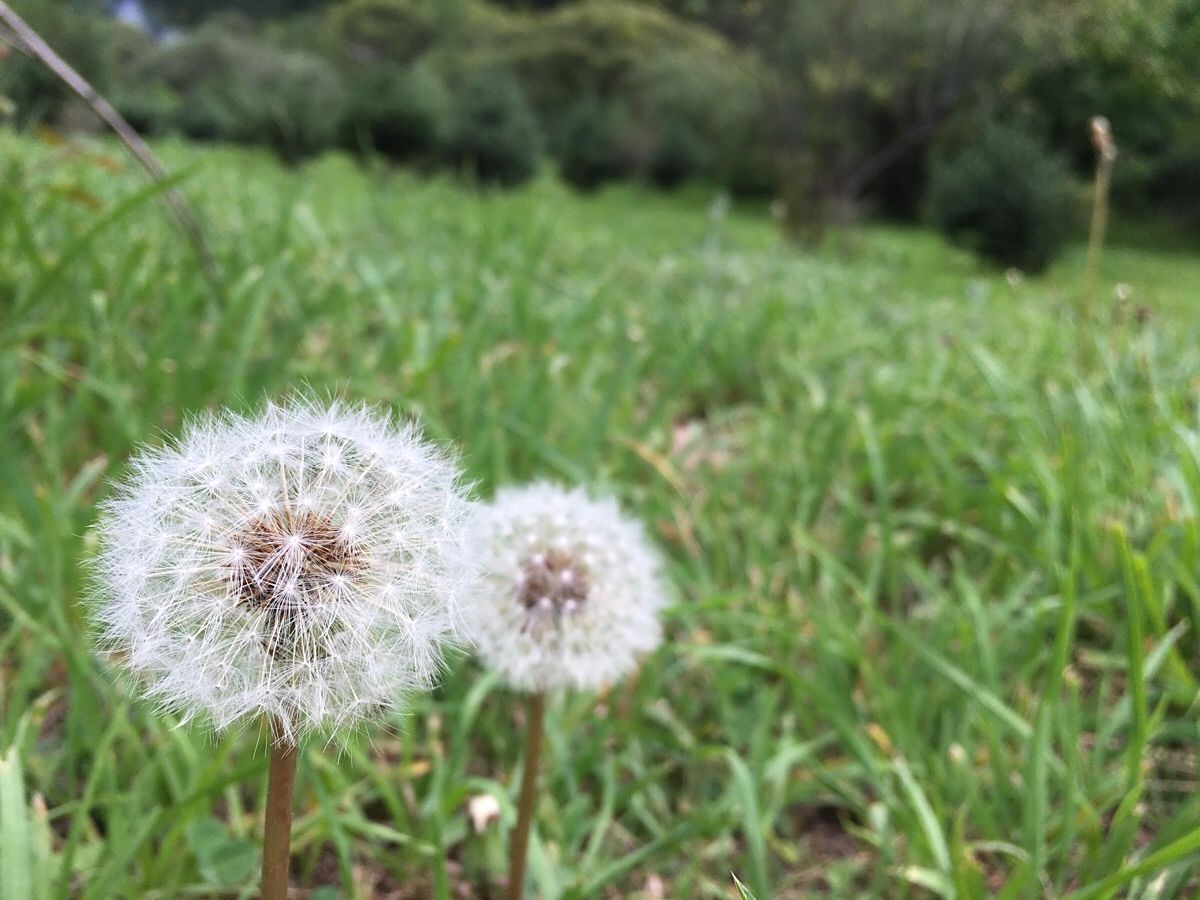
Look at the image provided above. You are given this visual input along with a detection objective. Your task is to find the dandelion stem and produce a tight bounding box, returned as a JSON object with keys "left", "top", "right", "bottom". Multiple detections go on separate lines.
{"left": 508, "top": 692, "right": 545, "bottom": 900}
{"left": 262, "top": 722, "right": 299, "bottom": 900}
{"left": 1080, "top": 116, "right": 1117, "bottom": 367}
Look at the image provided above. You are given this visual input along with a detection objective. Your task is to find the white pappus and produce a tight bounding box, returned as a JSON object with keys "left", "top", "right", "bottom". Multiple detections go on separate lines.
{"left": 466, "top": 481, "right": 668, "bottom": 693}
{"left": 88, "top": 397, "right": 476, "bottom": 744}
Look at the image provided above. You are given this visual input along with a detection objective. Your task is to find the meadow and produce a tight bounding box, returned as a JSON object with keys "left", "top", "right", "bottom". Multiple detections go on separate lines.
{"left": 2, "top": 130, "right": 1200, "bottom": 898}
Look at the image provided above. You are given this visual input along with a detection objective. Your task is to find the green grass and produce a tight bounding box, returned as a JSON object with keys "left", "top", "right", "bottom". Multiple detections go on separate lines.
{"left": 2, "top": 130, "right": 1200, "bottom": 898}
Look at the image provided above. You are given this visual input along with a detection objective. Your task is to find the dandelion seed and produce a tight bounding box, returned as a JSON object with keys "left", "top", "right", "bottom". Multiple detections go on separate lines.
{"left": 467, "top": 481, "right": 668, "bottom": 693}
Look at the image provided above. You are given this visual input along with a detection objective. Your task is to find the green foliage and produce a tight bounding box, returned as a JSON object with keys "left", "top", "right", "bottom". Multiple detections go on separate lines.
{"left": 765, "top": 0, "right": 1031, "bottom": 223}
{"left": 0, "top": 0, "right": 142, "bottom": 125}
{"left": 627, "top": 46, "right": 769, "bottom": 193}
{"left": 120, "top": 24, "right": 346, "bottom": 160}
{"left": 139, "top": 0, "right": 335, "bottom": 28}
{"left": 459, "top": 2, "right": 755, "bottom": 138}
{"left": 647, "top": 116, "right": 708, "bottom": 189}
{"left": 556, "top": 94, "right": 628, "bottom": 191}
{"left": 341, "top": 63, "right": 451, "bottom": 161}
{"left": 488, "top": 0, "right": 733, "bottom": 100}
{"left": 1009, "top": 0, "right": 1200, "bottom": 230}
{"left": 3, "top": 134, "right": 1200, "bottom": 896}
{"left": 8, "top": 0, "right": 1200, "bottom": 222}
{"left": 775, "top": 151, "right": 838, "bottom": 245}
{"left": 223, "top": 44, "right": 345, "bottom": 161}
{"left": 110, "top": 83, "right": 180, "bottom": 138}
{"left": 1147, "top": 131, "right": 1200, "bottom": 227}
{"left": 186, "top": 817, "right": 258, "bottom": 887}
{"left": 927, "top": 124, "right": 1079, "bottom": 271}
{"left": 0, "top": 741, "right": 54, "bottom": 900}
{"left": 327, "top": 0, "right": 441, "bottom": 63}
{"left": 444, "top": 67, "right": 543, "bottom": 187}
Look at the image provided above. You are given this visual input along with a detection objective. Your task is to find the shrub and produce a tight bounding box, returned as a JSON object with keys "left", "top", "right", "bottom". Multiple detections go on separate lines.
{"left": 111, "top": 84, "right": 184, "bottom": 137}
{"left": 139, "top": 0, "right": 333, "bottom": 29}
{"left": 775, "top": 151, "right": 836, "bottom": 245}
{"left": 648, "top": 118, "right": 708, "bottom": 189}
{"left": 444, "top": 67, "right": 542, "bottom": 187}
{"left": 341, "top": 64, "right": 451, "bottom": 160}
{"left": 328, "top": 0, "right": 441, "bottom": 64}
{"left": 449, "top": 2, "right": 749, "bottom": 131}
{"left": 627, "top": 47, "right": 769, "bottom": 194}
{"left": 557, "top": 95, "right": 628, "bottom": 191}
{"left": 123, "top": 25, "right": 346, "bottom": 160}
{"left": 926, "top": 124, "right": 1077, "bottom": 272}
{"left": 230, "top": 46, "right": 346, "bottom": 160}
{"left": 444, "top": 2, "right": 768, "bottom": 193}
{"left": 1147, "top": 143, "right": 1200, "bottom": 228}
{"left": 0, "top": 1, "right": 138, "bottom": 124}
{"left": 1138, "top": 112, "right": 1200, "bottom": 228}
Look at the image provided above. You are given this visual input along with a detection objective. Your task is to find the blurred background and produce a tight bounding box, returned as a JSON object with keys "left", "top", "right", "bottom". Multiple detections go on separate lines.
{"left": 4, "top": 0, "right": 1198, "bottom": 269}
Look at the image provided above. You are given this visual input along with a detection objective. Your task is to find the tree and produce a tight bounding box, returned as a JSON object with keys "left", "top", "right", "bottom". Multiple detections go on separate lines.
{"left": 758, "top": 0, "right": 1038, "bottom": 237}
{"left": 137, "top": 0, "right": 333, "bottom": 28}
{"left": 445, "top": 66, "right": 543, "bottom": 186}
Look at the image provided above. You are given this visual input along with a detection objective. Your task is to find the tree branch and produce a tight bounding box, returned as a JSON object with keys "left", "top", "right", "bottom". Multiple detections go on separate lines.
{"left": 842, "top": 113, "right": 945, "bottom": 199}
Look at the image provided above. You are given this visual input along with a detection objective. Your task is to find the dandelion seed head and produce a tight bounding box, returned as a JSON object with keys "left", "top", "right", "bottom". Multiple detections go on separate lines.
{"left": 88, "top": 397, "right": 476, "bottom": 743}
{"left": 466, "top": 482, "right": 668, "bottom": 692}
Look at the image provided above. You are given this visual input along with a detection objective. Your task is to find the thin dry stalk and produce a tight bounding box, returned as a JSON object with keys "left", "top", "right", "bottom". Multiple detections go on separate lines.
{"left": 0, "top": 2, "right": 219, "bottom": 280}
{"left": 1080, "top": 115, "right": 1117, "bottom": 365}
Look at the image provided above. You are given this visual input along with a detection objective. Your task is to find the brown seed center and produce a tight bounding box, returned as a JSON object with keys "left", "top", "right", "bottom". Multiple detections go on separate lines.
{"left": 227, "top": 511, "right": 361, "bottom": 659}
{"left": 517, "top": 550, "right": 589, "bottom": 630}
{"left": 229, "top": 511, "right": 360, "bottom": 610}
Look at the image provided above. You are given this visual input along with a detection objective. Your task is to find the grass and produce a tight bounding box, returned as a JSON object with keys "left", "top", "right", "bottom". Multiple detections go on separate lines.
{"left": 1, "top": 129, "right": 1199, "bottom": 898}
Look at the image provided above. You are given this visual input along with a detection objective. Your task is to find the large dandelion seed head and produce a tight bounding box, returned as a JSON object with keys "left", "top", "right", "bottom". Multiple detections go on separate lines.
{"left": 468, "top": 482, "right": 668, "bottom": 693}
{"left": 88, "top": 398, "right": 475, "bottom": 743}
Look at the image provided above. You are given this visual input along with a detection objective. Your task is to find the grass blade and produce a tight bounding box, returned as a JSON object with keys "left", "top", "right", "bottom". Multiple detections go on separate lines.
{"left": 0, "top": 743, "right": 33, "bottom": 900}
{"left": 726, "top": 749, "right": 770, "bottom": 899}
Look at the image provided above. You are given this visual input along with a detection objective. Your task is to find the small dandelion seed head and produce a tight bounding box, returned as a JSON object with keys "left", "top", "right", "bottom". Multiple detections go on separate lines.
{"left": 87, "top": 396, "right": 477, "bottom": 743}
{"left": 466, "top": 482, "right": 668, "bottom": 693}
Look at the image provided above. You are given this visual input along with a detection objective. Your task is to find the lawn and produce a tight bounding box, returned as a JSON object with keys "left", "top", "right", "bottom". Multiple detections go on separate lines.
{"left": 2, "top": 131, "right": 1199, "bottom": 898}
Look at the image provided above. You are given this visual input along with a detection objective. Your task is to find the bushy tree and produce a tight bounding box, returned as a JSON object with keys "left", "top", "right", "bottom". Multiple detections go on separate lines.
{"left": 341, "top": 64, "right": 451, "bottom": 160}
{"left": 926, "top": 124, "right": 1078, "bottom": 271}
{"left": 459, "top": 2, "right": 750, "bottom": 134}
{"left": 139, "top": 0, "right": 334, "bottom": 28}
{"left": 762, "top": 0, "right": 1034, "bottom": 237}
{"left": 14, "top": 0, "right": 1193, "bottom": 226}
{"left": 327, "top": 0, "right": 441, "bottom": 64}
{"left": 444, "top": 67, "right": 543, "bottom": 187}
{"left": 648, "top": 117, "right": 708, "bottom": 189}
{"left": 439, "top": 1, "right": 765, "bottom": 191}
{"left": 557, "top": 95, "right": 628, "bottom": 191}
{"left": 0, "top": 0, "right": 141, "bottom": 124}
{"left": 121, "top": 24, "right": 346, "bottom": 160}
{"left": 627, "top": 46, "right": 767, "bottom": 193}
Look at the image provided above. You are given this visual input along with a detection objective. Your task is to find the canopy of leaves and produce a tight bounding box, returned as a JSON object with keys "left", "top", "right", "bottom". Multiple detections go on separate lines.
{"left": 7, "top": 0, "right": 1198, "bottom": 236}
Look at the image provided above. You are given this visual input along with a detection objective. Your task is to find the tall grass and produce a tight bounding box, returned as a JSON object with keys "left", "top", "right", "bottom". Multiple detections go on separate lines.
{"left": 1, "top": 131, "right": 1199, "bottom": 897}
